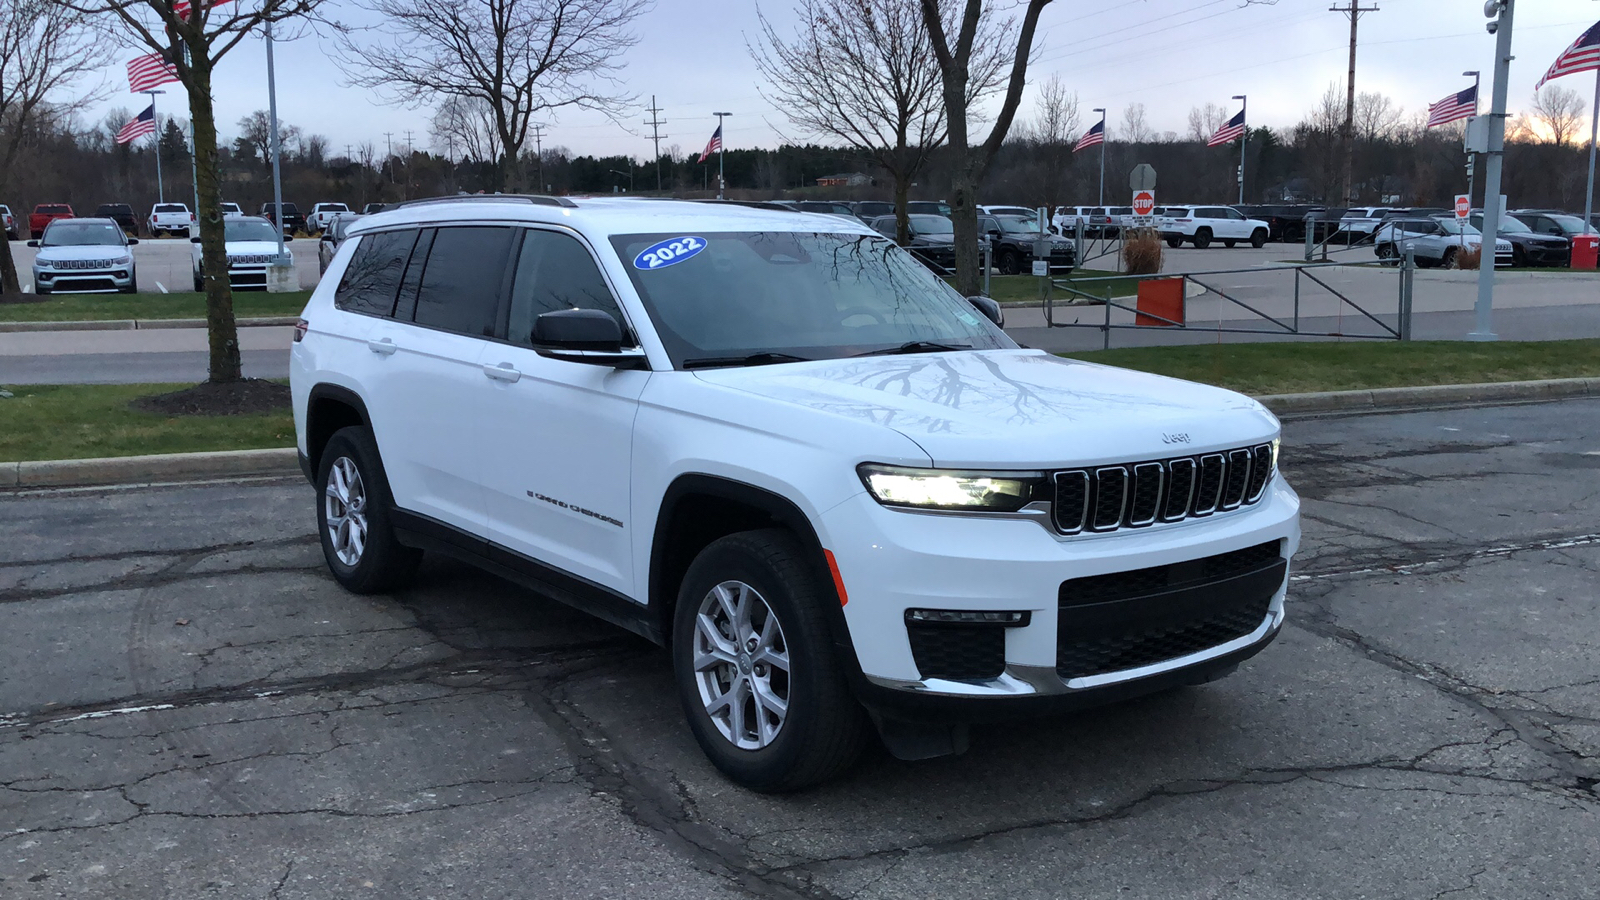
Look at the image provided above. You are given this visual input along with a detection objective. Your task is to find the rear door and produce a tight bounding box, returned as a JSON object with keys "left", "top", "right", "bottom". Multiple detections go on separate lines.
{"left": 476, "top": 228, "right": 650, "bottom": 595}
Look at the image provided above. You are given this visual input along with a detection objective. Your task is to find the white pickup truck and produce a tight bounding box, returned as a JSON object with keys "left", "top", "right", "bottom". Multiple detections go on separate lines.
{"left": 147, "top": 203, "right": 194, "bottom": 237}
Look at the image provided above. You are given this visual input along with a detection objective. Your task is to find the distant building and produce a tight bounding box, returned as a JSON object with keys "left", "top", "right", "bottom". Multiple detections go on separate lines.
{"left": 816, "top": 172, "right": 872, "bottom": 187}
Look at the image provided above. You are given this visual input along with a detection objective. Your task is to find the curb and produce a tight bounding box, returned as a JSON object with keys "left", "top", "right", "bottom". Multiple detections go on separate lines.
{"left": 0, "top": 316, "right": 299, "bottom": 333}
{"left": 1, "top": 448, "right": 299, "bottom": 490}
{"left": 3, "top": 378, "right": 1597, "bottom": 490}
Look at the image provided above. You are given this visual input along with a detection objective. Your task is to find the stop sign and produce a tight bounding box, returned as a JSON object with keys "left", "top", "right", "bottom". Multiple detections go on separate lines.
{"left": 1132, "top": 190, "right": 1156, "bottom": 217}
{"left": 1455, "top": 194, "right": 1471, "bottom": 219}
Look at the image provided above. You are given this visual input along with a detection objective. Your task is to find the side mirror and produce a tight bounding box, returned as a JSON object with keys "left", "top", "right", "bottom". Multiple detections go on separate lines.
{"left": 283, "top": 234, "right": 293, "bottom": 242}
{"left": 26, "top": 240, "right": 38, "bottom": 248}
{"left": 127, "top": 238, "right": 139, "bottom": 245}
{"left": 531, "top": 308, "right": 647, "bottom": 368}
{"left": 967, "top": 295, "right": 1004, "bottom": 328}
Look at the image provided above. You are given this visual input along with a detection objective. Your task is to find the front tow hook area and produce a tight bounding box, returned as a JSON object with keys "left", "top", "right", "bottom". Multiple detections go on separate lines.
{"left": 871, "top": 713, "right": 971, "bottom": 761}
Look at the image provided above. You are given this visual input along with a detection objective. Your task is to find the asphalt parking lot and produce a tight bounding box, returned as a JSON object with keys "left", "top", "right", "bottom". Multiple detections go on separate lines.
{"left": 3, "top": 399, "right": 1597, "bottom": 899}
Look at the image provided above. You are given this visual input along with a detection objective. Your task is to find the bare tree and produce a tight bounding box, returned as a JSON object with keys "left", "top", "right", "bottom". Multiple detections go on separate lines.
{"left": 235, "top": 109, "right": 301, "bottom": 171}
{"left": 430, "top": 95, "right": 502, "bottom": 164}
{"left": 1354, "top": 91, "right": 1403, "bottom": 143}
{"left": 919, "top": 0, "right": 1053, "bottom": 296}
{"left": 51, "top": 0, "right": 331, "bottom": 384}
{"left": 1120, "top": 102, "right": 1152, "bottom": 143}
{"left": 0, "top": 0, "right": 110, "bottom": 295}
{"left": 750, "top": 0, "right": 1004, "bottom": 244}
{"left": 342, "top": 0, "right": 646, "bottom": 192}
{"left": 1187, "top": 102, "right": 1228, "bottom": 143}
{"left": 1531, "top": 85, "right": 1585, "bottom": 147}
{"left": 1014, "top": 73, "right": 1078, "bottom": 218}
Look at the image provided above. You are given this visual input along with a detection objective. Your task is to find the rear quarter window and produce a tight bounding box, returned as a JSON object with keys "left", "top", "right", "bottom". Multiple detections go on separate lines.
{"left": 334, "top": 229, "right": 420, "bottom": 317}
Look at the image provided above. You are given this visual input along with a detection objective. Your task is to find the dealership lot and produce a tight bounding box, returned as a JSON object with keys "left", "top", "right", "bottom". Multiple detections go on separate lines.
{"left": 6, "top": 237, "right": 323, "bottom": 293}
{"left": 2, "top": 399, "right": 1596, "bottom": 899}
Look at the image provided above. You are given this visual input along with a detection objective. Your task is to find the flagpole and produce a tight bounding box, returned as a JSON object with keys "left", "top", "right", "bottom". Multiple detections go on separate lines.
{"left": 1234, "top": 95, "right": 1247, "bottom": 204}
{"left": 714, "top": 112, "right": 731, "bottom": 200}
{"left": 1464, "top": 71, "right": 1480, "bottom": 206}
{"left": 143, "top": 89, "right": 164, "bottom": 204}
{"left": 1093, "top": 107, "right": 1106, "bottom": 206}
{"left": 1585, "top": 66, "right": 1599, "bottom": 234}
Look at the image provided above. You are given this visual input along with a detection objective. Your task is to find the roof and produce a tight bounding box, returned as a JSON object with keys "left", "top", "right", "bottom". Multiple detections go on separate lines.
{"left": 348, "top": 195, "right": 877, "bottom": 240}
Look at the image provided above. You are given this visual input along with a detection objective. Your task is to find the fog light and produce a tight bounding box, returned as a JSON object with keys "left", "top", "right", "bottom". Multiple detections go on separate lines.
{"left": 905, "top": 609, "right": 1030, "bottom": 626}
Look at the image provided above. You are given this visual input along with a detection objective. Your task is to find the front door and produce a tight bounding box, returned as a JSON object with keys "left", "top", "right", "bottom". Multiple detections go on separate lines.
{"left": 477, "top": 228, "right": 650, "bottom": 596}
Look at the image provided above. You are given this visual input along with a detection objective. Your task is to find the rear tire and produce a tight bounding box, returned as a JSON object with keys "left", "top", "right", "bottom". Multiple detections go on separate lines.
{"left": 1192, "top": 228, "right": 1212, "bottom": 249}
{"left": 672, "top": 529, "right": 868, "bottom": 792}
{"left": 1165, "top": 237, "right": 1183, "bottom": 249}
{"left": 316, "top": 426, "right": 422, "bottom": 595}
{"left": 1250, "top": 229, "right": 1267, "bottom": 249}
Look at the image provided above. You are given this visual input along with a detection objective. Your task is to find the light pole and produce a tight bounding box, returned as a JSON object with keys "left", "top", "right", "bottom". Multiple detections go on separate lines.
{"left": 1463, "top": 70, "right": 1480, "bottom": 205}
{"left": 608, "top": 167, "right": 635, "bottom": 193}
{"left": 1092, "top": 107, "right": 1106, "bottom": 206}
{"left": 714, "top": 112, "right": 732, "bottom": 199}
{"left": 264, "top": 20, "right": 292, "bottom": 291}
{"left": 1472, "top": 0, "right": 1514, "bottom": 341}
{"left": 143, "top": 89, "right": 165, "bottom": 204}
{"left": 1233, "top": 94, "right": 1247, "bottom": 204}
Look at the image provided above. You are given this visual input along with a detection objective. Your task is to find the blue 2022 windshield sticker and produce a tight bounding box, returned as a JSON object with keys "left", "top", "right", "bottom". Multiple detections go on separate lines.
{"left": 634, "top": 236, "right": 707, "bottom": 270}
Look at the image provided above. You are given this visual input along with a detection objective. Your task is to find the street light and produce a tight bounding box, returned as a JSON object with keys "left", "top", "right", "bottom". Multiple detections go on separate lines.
{"left": 1233, "top": 94, "right": 1247, "bottom": 204}
{"left": 608, "top": 168, "right": 635, "bottom": 193}
{"left": 713, "top": 112, "right": 732, "bottom": 200}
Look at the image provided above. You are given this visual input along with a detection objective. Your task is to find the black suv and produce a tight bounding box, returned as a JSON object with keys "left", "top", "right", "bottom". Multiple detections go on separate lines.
{"left": 978, "top": 214, "right": 1076, "bottom": 274}
{"left": 261, "top": 201, "right": 306, "bottom": 235}
{"left": 94, "top": 203, "right": 138, "bottom": 235}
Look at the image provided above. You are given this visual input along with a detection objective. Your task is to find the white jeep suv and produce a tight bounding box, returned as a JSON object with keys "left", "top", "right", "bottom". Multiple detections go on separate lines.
{"left": 1158, "top": 206, "right": 1270, "bottom": 249}
{"left": 291, "top": 196, "right": 1301, "bottom": 791}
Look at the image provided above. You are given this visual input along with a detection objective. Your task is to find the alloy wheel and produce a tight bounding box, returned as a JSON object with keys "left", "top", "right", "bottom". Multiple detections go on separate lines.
{"left": 692, "top": 580, "right": 791, "bottom": 750}
{"left": 323, "top": 456, "right": 369, "bottom": 567}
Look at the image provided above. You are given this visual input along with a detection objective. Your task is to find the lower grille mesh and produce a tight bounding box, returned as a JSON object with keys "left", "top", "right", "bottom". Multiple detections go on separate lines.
{"left": 907, "top": 624, "right": 1006, "bottom": 681}
{"left": 1056, "top": 596, "right": 1271, "bottom": 678}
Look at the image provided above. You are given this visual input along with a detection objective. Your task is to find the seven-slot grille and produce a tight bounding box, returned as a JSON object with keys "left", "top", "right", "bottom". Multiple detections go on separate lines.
{"left": 229, "top": 254, "right": 276, "bottom": 266}
{"left": 52, "top": 258, "right": 120, "bottom": 270}
{"left": 1053, "top": 443, "right": 1274, "bottom": 535}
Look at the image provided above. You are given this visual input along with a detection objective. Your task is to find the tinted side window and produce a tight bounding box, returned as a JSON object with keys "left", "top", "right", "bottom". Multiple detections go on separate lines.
{"left": 413, "top": 226, "right": 516, "bottom": 337}
{"left": 507, "top": 230, "right": 626, "bottom": 347}
{"left": 334, "top": 229, "right": 418, "bottom": 317}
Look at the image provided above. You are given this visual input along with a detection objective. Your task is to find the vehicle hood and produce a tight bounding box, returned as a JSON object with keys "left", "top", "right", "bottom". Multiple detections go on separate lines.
{"left": 691, "top": 349, "right": 1278, "bottom": 468}
{"left": 223, "top": 240, "right": 283, "bottom": 256}
{"left": 35, "top": 245, "right": 129, "bottom": 262}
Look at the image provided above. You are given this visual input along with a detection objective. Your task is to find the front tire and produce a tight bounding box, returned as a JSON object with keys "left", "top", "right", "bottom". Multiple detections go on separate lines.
{"left": 672, "top": 529, "right": 868, "bottom": 792}
{"left": 997, "top": 249, "right": 1021, "bottom": 276}
{"left": 1442, "top": 248, "right": 1459, "bottom": 269}
{"left": 1250, "top": 229, "right": 1267, "bottom": 249}
{"left": 316, "top": 426, "right": 421, "bottom": 594}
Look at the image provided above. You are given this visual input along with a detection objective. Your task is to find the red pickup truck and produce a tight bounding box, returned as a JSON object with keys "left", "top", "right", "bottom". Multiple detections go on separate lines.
{"left": 29, "top": 204, "right": 74, "bottom": 239}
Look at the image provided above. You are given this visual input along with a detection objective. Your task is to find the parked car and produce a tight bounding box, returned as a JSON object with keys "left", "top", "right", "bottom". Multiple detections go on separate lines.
{"left": 0, "top": 205, "right": 17, "bottom": 240}
{"left": 1336, "top": 207, "right": 1394, "bottom": 238}
{"left": 148, "top": 202, "right": 194, "bottom": 237}
{"left": 867, "top": 212, "right": 961, "bottom": 268}
{"left": 905, "top": 200, "right": 951, "bottom": 217}
{"left": 790, "top": 201, "right": 858, "bottom": 220}
{"left": 261, "top": 201, "right": 307, "bottom": 235}
{"left": 1373, "top": 216, "right": 1513, "bottom": 268}
{"left": 307, "top": 202, "right": 352, "bottom": 233}
{"left": 851, "top": 201, "right": 893, "bottom": 221}
{"left": 27, "top": 217, "right": 138, "bottom": 294}
{"left": 220, "top": 202, "right": 243, "bottom": 216}
{"left": 1235, "top": 205, "right": 1324, "bottom": 243}
{"left": 978, "top": 214, "right": 1076, "bottom": 274}
{"left": 1467, "top": 212, "right": 1569, "bottom": 267}
{"left": 318, "top": 213, "right": 362, "bottom": 274}
{"left": 192, "top": 215, "right": 288, "bottom": 291}
{"left": 978, "top": 205, "right": 1039, "bottom": 219}
{"left": 1509, "top": 209, "right": 1594, "bottom": 238}
{"left": 29, "top": 203, "right": 74, "bottom": 239}
{"left": 361, "top": 203, "right": 388, "bottom": 215}
{"left": 94, "top": 203, "right": 138, "bottom": 235}
{"left": 1157, "top": 206, "right": 1270, "bottom": 248}
{"left": 291, "top": 195, "right": 1297, "bottom": 790}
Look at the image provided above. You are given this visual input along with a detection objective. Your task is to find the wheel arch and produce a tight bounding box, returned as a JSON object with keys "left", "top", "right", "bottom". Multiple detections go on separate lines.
{"left": 304, "top": 383, "right": 372, "bottom": 481}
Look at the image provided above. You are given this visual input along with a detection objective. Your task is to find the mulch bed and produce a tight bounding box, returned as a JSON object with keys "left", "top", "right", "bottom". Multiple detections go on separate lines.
{"left": 131, "top": 379, "right": 291, "bottom": 417}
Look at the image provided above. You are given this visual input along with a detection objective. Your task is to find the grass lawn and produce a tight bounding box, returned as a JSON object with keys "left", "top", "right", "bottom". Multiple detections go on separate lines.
{"left": 0, "top": 291, "right": 312, "bottom": 323}
{"left": 1065, "top": 339, "right": 1600, "bottom": 397}
{"left": 0, "top": 383, "right": 294, "bottom": 462}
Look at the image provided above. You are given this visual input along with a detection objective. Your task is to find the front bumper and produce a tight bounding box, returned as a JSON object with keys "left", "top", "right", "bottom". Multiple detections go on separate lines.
{"left": 33, "top": 265, "right": 134, "bottom": 293}
{"left": 820, "top": 477, "right": 1300, "bottom": 721}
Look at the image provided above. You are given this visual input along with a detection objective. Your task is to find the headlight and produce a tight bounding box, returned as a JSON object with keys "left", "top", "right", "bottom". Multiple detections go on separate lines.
{"left": 858, "top": 464, "right": 1045, "bottom": 512}
{"left": 111, "top": 255, "right": 130, "bottom": 266}
{"left": 34, "top": 259, "right": 51, "bottom": 269}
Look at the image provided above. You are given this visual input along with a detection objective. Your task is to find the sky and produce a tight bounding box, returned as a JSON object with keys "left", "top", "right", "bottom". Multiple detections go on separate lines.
{"left": 75, "top": 0, "right": 1600, "bottom": 160}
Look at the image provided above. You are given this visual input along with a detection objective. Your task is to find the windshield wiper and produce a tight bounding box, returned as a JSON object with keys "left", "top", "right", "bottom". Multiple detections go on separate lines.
{"left": 854, "top": 340, "right": 972, "bottom": 357}
{"left": 681, "top": 352, "right": 814, "bottom": 370}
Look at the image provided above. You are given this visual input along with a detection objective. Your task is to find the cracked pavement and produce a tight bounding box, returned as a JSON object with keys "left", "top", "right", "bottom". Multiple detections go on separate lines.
{"left": 3, "top": 400, "right": 1599, "bottom": 899}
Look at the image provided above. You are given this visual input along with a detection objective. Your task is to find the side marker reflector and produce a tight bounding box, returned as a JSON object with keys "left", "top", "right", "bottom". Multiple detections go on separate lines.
{"left": 824, "top": 549, "right": 848, "bottom": 606}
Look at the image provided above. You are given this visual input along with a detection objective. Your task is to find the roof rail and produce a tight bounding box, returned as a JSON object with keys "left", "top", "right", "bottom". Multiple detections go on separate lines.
{"left": 390, "top": 194, "right": 578, "bottom": 210}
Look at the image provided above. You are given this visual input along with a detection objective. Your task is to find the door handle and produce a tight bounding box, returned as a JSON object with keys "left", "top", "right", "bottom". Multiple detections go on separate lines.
{"left": 367, "top": 337, "right": 397, "bottom": 355}
{"left": 483, "top": 362, "right": 521, "bottom": 383}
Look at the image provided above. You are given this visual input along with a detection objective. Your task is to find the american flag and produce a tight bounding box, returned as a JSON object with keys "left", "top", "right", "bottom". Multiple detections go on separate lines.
{"left": 1537, "top": 20, "right": 1600, "bottom": 89}
{"left": 116, "top": 105, "right": 157, "bottom": 145}
{"left": 1207, "top": 109, "right": 1246, "bottom": 147}
{"left": 697, "top": 125, "right": 723, "bottom": 164}
{"left": 172, "top": 0, "right": 233, "bottom": 20}
{"left": 1073, "top": 120, "right": 1104, "bottom": 153}
{"left": 1425, "top": 84, "right": 1478, "bottom": 128}
{"left": 127, "top": 52, "right": 179, "bottom": 93}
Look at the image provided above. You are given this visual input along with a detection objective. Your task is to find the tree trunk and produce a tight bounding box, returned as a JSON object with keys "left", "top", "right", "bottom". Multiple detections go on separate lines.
{"left": 948, "top": 169, "right": 982, "bottom": 296}
{"left": 188, "top": 58, "right": 243, "bottom": 383}
{"left": 0, "top": 228, "right": 19, "bottom": 295}
{"left": 892, "top": 171, "right": 911, "bottom": 246}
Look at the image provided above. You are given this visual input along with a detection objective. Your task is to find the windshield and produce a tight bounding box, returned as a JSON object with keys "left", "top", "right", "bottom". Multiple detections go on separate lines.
{"left": 1547, "top": 213, "right": 1588, "bottom": 233}
{"left": 910, "top": 215, "right": 953, "bottom": 235}
{"left": 42, "top": 221, "right": 124, "bottom": 247}
{"left": 610, "top": 231, "right": 1013, "bottom": 366}
{"left": 225, "top": 218, "right": 282, "bottom": 242}
{"left": 1437, "top": 218, "right": 1482, "bottom": 236}
{"left": 1471, "top": 214, "right": 1527, "bottom": 234}
{"left": 996, "top": 216, "right": 1043, "bottom": 234}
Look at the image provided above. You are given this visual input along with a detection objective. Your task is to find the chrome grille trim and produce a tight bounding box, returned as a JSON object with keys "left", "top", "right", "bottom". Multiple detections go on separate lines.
{"left": 1050, "top": 443, "right": 1273, "bottom": 536}
{"left": 52, "top": 258, "right": 120, "bottom": 270}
